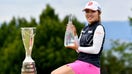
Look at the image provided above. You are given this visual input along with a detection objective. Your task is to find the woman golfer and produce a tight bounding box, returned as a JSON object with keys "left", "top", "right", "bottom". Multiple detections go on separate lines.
{"left": 51, "top": 1, "right": 105, "bottom": 74}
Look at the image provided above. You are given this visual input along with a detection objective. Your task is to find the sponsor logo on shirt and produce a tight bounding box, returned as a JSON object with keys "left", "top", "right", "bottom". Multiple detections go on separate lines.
{"left": 88, "top": 30, "right": 93, "bottom": 33}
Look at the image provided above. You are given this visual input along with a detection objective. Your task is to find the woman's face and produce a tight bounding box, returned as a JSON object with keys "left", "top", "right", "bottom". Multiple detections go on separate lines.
{"left": 84, "top": 9, "right": 100, "bottom": 24}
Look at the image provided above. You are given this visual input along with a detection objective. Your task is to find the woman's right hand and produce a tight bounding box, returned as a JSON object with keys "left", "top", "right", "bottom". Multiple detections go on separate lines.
{"left": 65, "top": 41, "right": 79, "bottom": 51}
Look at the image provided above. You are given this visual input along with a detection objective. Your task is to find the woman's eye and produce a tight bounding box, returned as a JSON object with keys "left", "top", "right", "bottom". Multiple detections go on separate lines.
{"left": 91, "top": 10, "right": 96, "bottom": 13}
{"left": 85, "top": 10, "right": 96, "bottom": 14}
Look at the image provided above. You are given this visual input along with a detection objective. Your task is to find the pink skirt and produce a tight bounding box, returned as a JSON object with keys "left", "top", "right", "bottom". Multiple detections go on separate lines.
{"left": 67, "top": 60, "right": 100, "bottom": 74}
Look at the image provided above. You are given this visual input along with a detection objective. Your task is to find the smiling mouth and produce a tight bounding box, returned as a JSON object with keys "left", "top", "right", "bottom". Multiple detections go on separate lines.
{"left": 87, "top": 16, "right": 93, "bottom": 20}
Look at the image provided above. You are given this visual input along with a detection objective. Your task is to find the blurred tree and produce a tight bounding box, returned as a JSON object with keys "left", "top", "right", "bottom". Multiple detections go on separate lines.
{"left": 128, "top": 8, "right": 132, "bottom": 26}
{"left": 101, "top": 40, "right": 132, "bottom": 74}
{"left": 0, "top": 17, "right": 23, "bottom": 73}
{"left": 129, "top": 17, "right": 132, "bottom": 26}
{"left": 0, "top": 22, "right": 8, "bottom": 48}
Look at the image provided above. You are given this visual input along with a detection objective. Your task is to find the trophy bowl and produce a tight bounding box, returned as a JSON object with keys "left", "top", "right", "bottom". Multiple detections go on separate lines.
{"left": 21, "top": 27, "right": 37, "bottom": 74}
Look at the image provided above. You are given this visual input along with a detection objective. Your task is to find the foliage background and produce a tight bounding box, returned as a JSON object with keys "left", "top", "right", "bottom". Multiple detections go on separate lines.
{"left": 0, "top": 4, "right": 131, "bottom": 74}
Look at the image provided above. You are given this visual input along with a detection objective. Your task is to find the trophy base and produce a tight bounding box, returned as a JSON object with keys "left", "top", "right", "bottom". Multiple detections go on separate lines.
{"left": 21, "top": 62, "right": 37, "bottom": 74}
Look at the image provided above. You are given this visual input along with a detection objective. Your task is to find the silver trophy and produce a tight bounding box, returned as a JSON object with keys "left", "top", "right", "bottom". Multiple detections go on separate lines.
{"left": 21, "top": 27, "right": 37, "bottom": 74}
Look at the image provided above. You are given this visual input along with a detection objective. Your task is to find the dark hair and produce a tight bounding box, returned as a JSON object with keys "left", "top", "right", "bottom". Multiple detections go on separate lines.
{"left": 98, "top": 10, "right": 101, "bottom": 22}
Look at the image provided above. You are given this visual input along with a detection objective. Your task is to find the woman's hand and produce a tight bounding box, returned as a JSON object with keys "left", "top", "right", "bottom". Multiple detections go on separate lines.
{"left": 65, "top": 41, "right": 78, "bottom": 50}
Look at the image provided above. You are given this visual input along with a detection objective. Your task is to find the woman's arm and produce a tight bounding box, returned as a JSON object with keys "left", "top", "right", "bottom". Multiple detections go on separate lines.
{"left": 78, "top": 25, "right": 105, "bottom": 54}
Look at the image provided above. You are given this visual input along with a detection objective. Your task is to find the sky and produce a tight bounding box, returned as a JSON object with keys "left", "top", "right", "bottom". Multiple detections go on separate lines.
{"left": 0, "top": 0, "right": 132, "bottom": 23}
